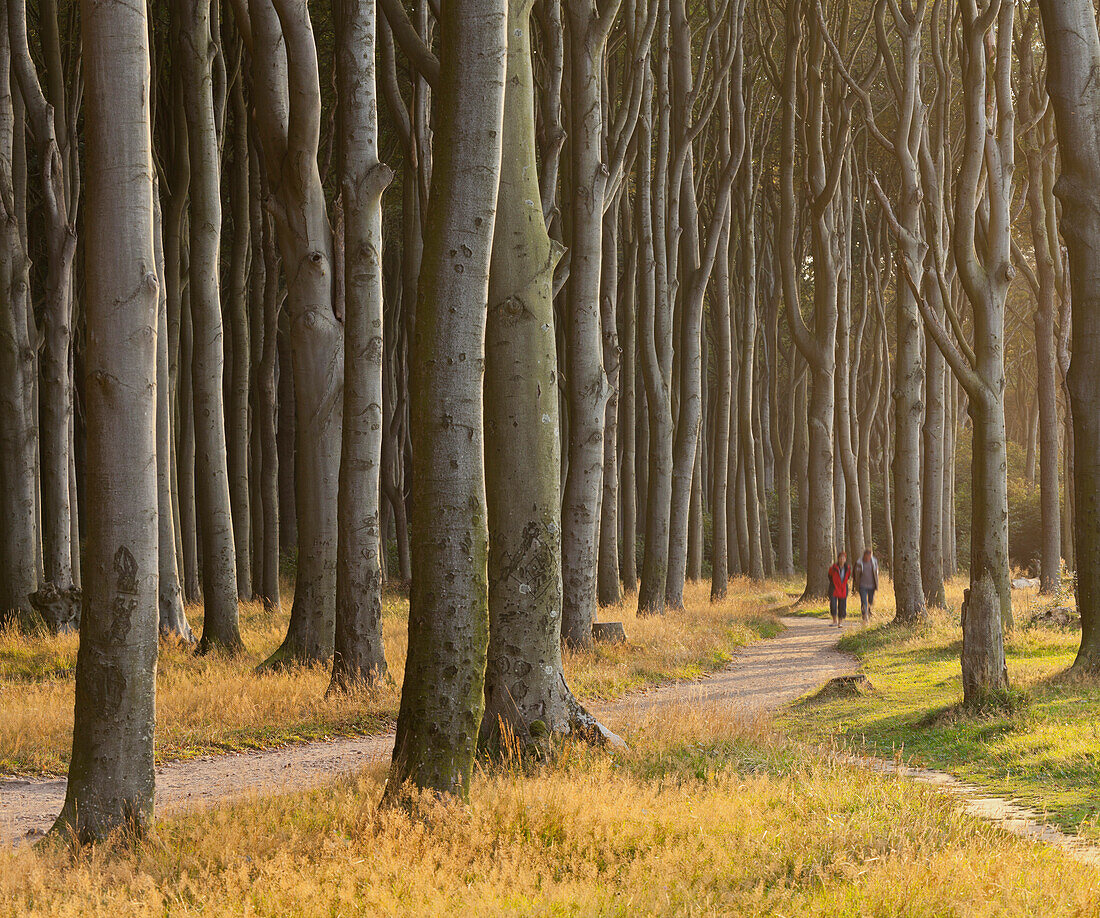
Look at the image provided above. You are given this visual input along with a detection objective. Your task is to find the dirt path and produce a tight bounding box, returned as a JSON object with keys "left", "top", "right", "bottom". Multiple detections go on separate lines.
{"left": 4, "top": 615, "right": 1098, "bottom": 867}
{"left": 0, "top": 615, "right": 850, "bottom": 844}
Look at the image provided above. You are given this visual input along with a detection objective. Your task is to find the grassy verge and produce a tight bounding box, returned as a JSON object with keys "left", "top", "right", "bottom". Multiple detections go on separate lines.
{"left": 3, "top": 704, "right": 1096, "bottom": 916}
{"left": 0, "top": 580, "right": 783, "bottom": 775}
{"left": 785, "top": 576, "right": 1100, "bottom": 842}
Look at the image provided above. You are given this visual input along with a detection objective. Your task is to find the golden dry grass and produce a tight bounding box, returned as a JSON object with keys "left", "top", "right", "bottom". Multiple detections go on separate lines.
{"left": 0, "top": 580, "right": 784, "bottom": 775}
{"left": 3, "top": 704, "right": 1097, "bottom": 916}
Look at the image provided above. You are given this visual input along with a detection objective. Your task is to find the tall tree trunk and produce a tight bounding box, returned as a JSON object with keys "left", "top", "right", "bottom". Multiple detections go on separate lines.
{"left": 618, "top": 204, "right": 638, "bottom": 594}
{"left": 244, "top": 0, "right": 343, "bottom": 667}
{"left": 387, "top": 0, "right": 506, "bottom": 799}
{"left": 226, "top": 65, "right": 253, "bottom": 601}
{"left": 53, "top": 0, "right": 159, "bottom": 840}
{"left": 154, "top": 192, "right": 193, "bottom": 642}
{"left": 482, "top": 0, "right": 617, "bottom": 748}
{"left": 0, "top": 6, "right": 36, "bottom": 624}
{"left": 711, "top": 215, "right": 732, "bottom": 600}
{"left": 1038, "top": 0, "right": 1100, "bottom": 671}
{"left": 597, "top": 201, "right": 622, "bottom": 607}
{"left": 330, "top": 0, "right": 392, "bottom": 690}
{"left": 179, "top": 0, "right": 242, "bottom": 653}
{"left": 560, "top": 0, "right": 619, "bottom": 643}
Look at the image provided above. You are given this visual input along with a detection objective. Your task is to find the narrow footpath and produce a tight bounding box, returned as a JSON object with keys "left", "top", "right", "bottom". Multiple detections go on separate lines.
{"left": 0, "top": 616, "right": 852, "bottom": 844}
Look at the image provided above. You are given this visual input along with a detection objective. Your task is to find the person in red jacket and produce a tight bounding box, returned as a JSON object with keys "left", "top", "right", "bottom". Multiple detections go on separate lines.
{"left": 828, "top": 551, "right": 852, "bottom": 628}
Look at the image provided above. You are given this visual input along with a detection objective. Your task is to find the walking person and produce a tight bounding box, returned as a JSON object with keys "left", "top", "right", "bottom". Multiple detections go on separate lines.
{"left": 828, "top": 551, "right": 852, "bottom": 628}
{"left": 854, "top": 548, "right": 879, "bottom": 625}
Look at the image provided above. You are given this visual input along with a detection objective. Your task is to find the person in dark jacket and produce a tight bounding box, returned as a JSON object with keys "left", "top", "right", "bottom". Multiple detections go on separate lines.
{"left": 828, "top": 551, "right": 851, "bottom": 628}
{"left": 854, "top": 548, "right": 880, "bottom": 625}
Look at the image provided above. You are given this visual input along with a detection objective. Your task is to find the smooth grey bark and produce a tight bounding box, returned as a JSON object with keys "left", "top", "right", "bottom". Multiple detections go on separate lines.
{"left": 178, "top": 0, "right": 242, "bottom": 654}
{"left": 560, "top": 0, "right": 620, "bottom": 645}
{"left": 154, "top": 190, "right": 193, "bottom": 643}
{"left": 241, "top": 0, "right": 343, "bottom": 666}
{"left": 330, "top": 0, "right": 391, "bottom": 691}
{"left": 258, "top": 204, "right": 282, "bottom": 607}
{"left": 387, "top": 0, "right": 506, "bottom": 799}
{"left": 1038, "top": 0, "right": 1100, "bottom": 671}
{"left": 0, "top": 0, "right": 37, "bottom": 625}
{"left": 9, "top": 0, "right": 76, "bottom": 595}
{"left": 482, "top": 0, "right": 618, "bottom": 749}
{"left": 1017, "top": 26, "right": 1063, "bottom": 595}
{"left": 178, "top": 266, "right": 201, "bottom": 603}
{"left": 53, "top": 0, "right": 159, "bottom": 841}
{"left": 226, "top": 65, "right": 253, "bottom": 601}
{"left": 597, "top": 199, "right": 622, "bottom": 607}
{"left": 780, "top": 4, "right": 845, "bottom": 598}
{"left": 618, "top": 203, "right": 638, "bottom": 594}
{"left": 919, "top": 0, "right": 1013, "bottom": 701}
{"left": 637, "top": 50, "right": 674, "bottom": 616}
{"left": 711, "top": 214, "right": 732, "bottom": 600}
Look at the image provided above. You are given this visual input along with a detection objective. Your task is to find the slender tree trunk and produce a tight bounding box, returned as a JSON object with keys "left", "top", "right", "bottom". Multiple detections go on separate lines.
{"left": 597, "top": 201, "right": 622, "bottom": 607}
{"left": 619, "top": 206, "right": 638, "bottom": 594}
{"left": 154, "top": 192, "right": 193, "bottom": 643}
{"left": 179, "top": 0, "right": 242, "bottom": 653}
{"left": 245, "top": 0, "right": 343, "bottom": 667}
{"left": 560, "top": 0, "right": 619, "bottom": 643}
{"left": 711, "top": 215, "right": 732, "bottom": 600}
{"left": 226, "top": 67, "right": 252, "bottom": 601}
{"left": 330, "top": 0, "right": 392, "bottom": 690}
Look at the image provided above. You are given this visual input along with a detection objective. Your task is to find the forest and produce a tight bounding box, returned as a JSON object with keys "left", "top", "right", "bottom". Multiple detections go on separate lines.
{"left": 1, "top": 0, "right": 1100, "bottom": 912}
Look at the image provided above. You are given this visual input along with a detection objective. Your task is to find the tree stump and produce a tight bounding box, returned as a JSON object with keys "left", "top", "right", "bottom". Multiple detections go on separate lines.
{"left": 592, "top": 621, "right": 627, "bottom": 645}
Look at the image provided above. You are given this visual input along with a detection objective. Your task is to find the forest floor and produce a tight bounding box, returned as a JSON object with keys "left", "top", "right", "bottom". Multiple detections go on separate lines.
{"left": 2, "top": 616, "right": 1099, "bottom": 915}
{"left": 0, "top": 614, "right": 849, "bottom": 845}
{"left": 0, "top": 580, "right": 784, "bottom": 776}
{"left": 785, "top": 576, "right": 1100, "bottom": 843}
{"left": 3, "top": 580, "right": 1099, "bottom": 915}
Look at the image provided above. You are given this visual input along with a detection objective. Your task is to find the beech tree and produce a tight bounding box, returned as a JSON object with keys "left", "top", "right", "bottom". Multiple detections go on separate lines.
{"left": 1038, "top": 0, "right": 1100, "bottom": 672}
{"left": 53, "top": 0, "right": 160, "bottom": 841}
{"left": 387, "top": 0, "right": 507, "bottom": 798}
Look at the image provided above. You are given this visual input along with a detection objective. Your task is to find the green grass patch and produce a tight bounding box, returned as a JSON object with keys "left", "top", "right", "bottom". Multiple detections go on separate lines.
{"left": 784, "top": 606, "right": 1100, "bottom": 842}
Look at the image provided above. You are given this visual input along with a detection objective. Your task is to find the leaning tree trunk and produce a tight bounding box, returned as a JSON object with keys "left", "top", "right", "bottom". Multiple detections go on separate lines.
{"left": 481, "top": 0, "right": 619, "bottom": 749}
{"left": 53, "top": 0, "right": 159, "bottom": 841}
{"left": 178, "top": 0, "right": 242, "bottom": 654}
{"left": 1038, "top": 0, "right": 1100, "bottom": 671}
{"left": 329, "top": 0, "right": 392, "bottom": 691}
{"left": 387, "top": 0, "right": 507, "bottom": 799}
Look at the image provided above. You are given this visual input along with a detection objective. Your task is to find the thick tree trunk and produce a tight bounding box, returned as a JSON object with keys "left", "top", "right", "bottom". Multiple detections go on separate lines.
{"left": 53, "top": 0, "right": 159, "bottom": 840}
{"left": 388, "top": 0, "right": 506, "bottom": 799}
{"left": 329, "top": 0, "right": 391, "bottom": 691}
{"left": 1038, "top": 0, "right": 1100, "bottom": 671}
{"left": 481, "top": 0, "right": 617, "bottom": 748}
